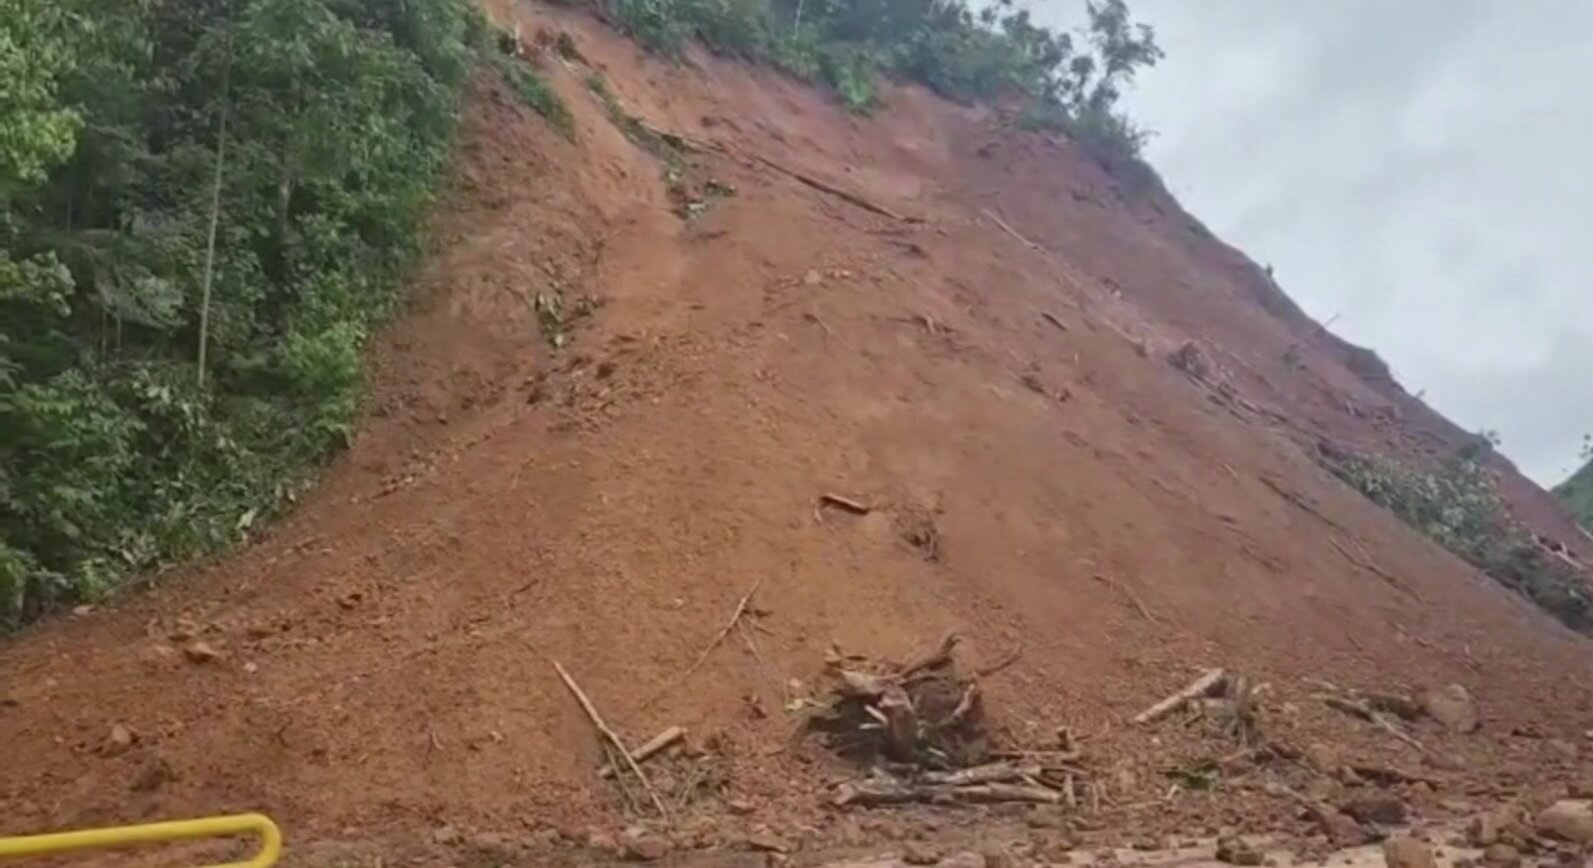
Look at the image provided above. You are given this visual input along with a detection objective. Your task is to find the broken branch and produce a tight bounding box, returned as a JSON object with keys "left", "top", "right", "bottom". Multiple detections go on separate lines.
{"left": 899, "top": 631, "right": 959, "bottom": 678}
{"left": 669, "top": 578, "right": 764, "bottom": 690}
{"left": 833, "top": 777, "right": 1061, "bottom": 807}
{"left": 755, "top": 155, "right": 914, "bottom": 222}
{"left": 1133, "top": 668, "right": 1227, "bottom": 724}
{"left": 1092, "top": 574, "right": 1158, "bottom": 625}
{"left": 552, "top": 661, "right": 669, "bottom": 819}
{"left": 818, "top": 493, "right": 871, "bottom": 515}
{"left": 598, "top": 726, "right": 685, "bottom": 779}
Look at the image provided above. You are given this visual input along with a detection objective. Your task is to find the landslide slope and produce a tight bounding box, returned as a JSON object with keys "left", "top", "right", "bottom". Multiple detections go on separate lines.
{"left": 3, "top": 2, "right": 1590, "bottom": 860}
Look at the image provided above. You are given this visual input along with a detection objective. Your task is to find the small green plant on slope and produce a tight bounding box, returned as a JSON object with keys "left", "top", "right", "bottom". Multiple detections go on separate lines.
{"left": 490, "top": 39, "right": 576, "bottom": 136}
{"left": 1323, "top": 441, "right": 1590, "bottom": 632}
{"left": 592, "top": 0, "right": 1162, "bottom": 164}
{"left": 1554, "top": 435, "right": 1593, "bottom": 530}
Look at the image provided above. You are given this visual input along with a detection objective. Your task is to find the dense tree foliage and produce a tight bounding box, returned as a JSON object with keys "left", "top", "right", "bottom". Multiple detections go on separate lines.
{"left": 591, "top": 0, "right": 1162, "bottom": 162}
{"left": 0, "top": 0, "right": 485, "bottom": 625}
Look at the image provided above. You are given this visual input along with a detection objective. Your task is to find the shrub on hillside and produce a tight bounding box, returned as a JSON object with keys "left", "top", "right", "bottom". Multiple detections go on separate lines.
{"left": 595, "top": 0, "right": 1163, "bottom": 165}
{"left": 1323, "top": 442, "right": 1591, "bottom": 632}
{"left": 1553, "top": 438, "right": 1593, "bottom": 530}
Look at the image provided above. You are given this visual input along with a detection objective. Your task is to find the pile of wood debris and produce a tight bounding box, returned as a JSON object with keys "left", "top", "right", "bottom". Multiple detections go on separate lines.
{"left": 804, "top": 634, "right": 1084, "bottom": 808}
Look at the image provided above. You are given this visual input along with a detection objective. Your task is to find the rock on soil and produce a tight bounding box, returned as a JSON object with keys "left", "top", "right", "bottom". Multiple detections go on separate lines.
{"left": 902, "top": 841, "right": 941, "bottom": 865}
{"left": 1342, "top": 794, "right": 1408, "bottom": 825}
{"left": 1480, "top": 843, "right": 1521, "bottom": 868}
{"left": 745, "top": 831, "right": 791, "bottom": 853}
{"left": 104, "top": 723, "right": 138, "bottom": 756}
{"left": 182, "top": 641, "right": 220, "bottom": 664}
{"left": 1216, "top": 835, "right": 1264, "bottom": 866}
{"left": 1534, "top": 800, "right": 1593, "bottom": 843}
{"left": 1467, "top": 812, "right": 1503, "bottom": 847}
{"left": 1420, "top": 684, "right": 1478, "bottom": 733}
{"left": 1381, "top": 836, "right": 1437, "bottom": 868}
{"left": 621, "top": 829, "right": 670, "bottom": 862}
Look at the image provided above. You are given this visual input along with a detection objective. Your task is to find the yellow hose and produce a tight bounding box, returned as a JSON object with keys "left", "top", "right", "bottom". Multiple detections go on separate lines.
{"left": 0, "top": 813, "right": 281, "bottom": 867}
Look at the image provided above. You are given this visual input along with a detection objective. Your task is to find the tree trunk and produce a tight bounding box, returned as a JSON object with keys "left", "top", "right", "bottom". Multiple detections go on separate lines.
{"left": 196, "top": 38, "right": 231, "bottom": 388}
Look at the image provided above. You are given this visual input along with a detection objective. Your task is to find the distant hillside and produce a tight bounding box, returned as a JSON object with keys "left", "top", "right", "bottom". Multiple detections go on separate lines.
{"left": 1557, "top": 455, "right": 1593, "bottom": 529}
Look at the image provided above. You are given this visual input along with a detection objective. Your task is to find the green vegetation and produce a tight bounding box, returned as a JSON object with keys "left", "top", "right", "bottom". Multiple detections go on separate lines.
{"left": 1323, "top": 441, "right": 1590, "bottom": 632}
{"left": 0, "top": 0, "right": 1156, "bottom": 628}
{"left": 0, "top": 0, "right": 573, "bottom": 626}
{"left": 591, "top": 0, "right": 1162, "bottom": 163}
{"left": 492, "top": 47, "right": 576, "bottom": 135}
{"left": 1554, "top": 436, "right": 1593, "bottom": 529}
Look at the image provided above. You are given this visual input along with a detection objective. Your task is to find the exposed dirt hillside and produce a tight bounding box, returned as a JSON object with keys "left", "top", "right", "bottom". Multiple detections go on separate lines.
{"left": 3, "top": 3, "right": 1592, "bottom": 865}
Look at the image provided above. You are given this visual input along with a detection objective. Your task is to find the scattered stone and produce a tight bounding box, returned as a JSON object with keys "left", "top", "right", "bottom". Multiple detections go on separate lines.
{"left": 433, "top": 825, "right": 461, "bottom": 845}
{"left": 130, "top": 758, "right": 174, "bottom": 792}
{"left": 105, "top": 723, "right": 138, "bottom": 757}
{"left": 1535, "top": 801, "right": 1593, "bottom": 843}
{"left": 1481, "top": 844, "right": 1521, "bottom": 868}
{"left": 803, "top": 269, "right": 823, "bottom": 286}
{"left": 1420, "top": 684, "right": 1478, "bottom": 734}
{"left": 168, "top": 618, "right": 200, "bottom": 642}
{"left": 1382, "top": 836, "right": 1437, "bottom": 868}
{"left": 746, "top": 832, "right": 791, "bottom": 854}
{"left": 1342, "top": 794, "right": 1408, "bottom": 825}
{"left": 585, "top": 831, "right": 619, "bottom": 854}
{"left": 902, "top": 841, "right": 941, "bottom": 865}
{"left": 1548, "top": 739, "right": 1580, "bottom": 761}
{"left": 981, "top": 848, "right": 1013, "bottom": 868}
{"left": 1324, "top": 813, "right": 1372, "bottom": 847}
{"left": 242, "top": 661, "right": 259, "bottom": 674}
{"left": 941, "top": 853, "right": 987, "bottom": 868}
{"left": 469, "top": 832, "right": 507, "bottom": 851}
{"left": 1025, "top": 812, "right": 1061, "bottom": 830}
{"left": 1216, "top": 835, "right": 1264, "bottom": 866}
{"left": 726, "top": 797, "right": 755, "bottom": 815}
{"left": 622, "top": 830, "right": 670, "bottom": 862}
{"left": 1469, "top": 813, "right": 1504, "bottom": 847}
{"left": 72, "top": 604, "right": 94, "bottom": 617}
{"left": 182, "top": 641, "right": 220, "bottom": 664}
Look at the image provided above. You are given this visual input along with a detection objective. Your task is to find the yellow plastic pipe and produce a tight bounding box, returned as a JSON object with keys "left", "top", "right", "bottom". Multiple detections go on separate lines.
{"left": 0, "top": 812, "right": 281, "bottom": 867}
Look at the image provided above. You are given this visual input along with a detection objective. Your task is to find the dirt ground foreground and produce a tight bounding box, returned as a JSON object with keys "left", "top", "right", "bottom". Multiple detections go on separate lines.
{"left": 3, "top": 2, "right": 1593, "bottom": 866}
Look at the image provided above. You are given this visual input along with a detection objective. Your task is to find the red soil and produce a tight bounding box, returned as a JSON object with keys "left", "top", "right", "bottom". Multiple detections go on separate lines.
{"left": 2, "top": 3, "right": 1590, "bottom": 863}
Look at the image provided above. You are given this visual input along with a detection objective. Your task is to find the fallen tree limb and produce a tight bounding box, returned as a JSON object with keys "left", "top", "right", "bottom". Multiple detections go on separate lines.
{"left": 1134, "top": 668, "right": 1226, "bottom": 724}
{"left": 669, "top": 578, "right": 764, "bottom": 689}
{"left": 921, "top": 761, "right": 1040, "bottom": 787}
{"left": 974, "top": 645, "right": 1023, "bottom": 679}
{"left": 833, "top": 777, "right": 1061, "bottom": 807}
{"left": 818, "top": 493, "right": 871, "bottom": 515}
{"left": 553, "top": 661, "right": 669, "bottom": 818}
{"left": 900, "top": 632, "right": 959, "bottom": 678}
{"left": 1093, "top": 573, "right": 1158, "bottom": 625}
{"left": 598, "top": 725, "right": 685, "bottom": 779}
{"left": 1321, "top": 695, "right": 1424, "bottom": 752}
{"left": 1328, "top": 537, "right": 1424, "bottom": 603}
{"left": 1348, "top": 763, "right": 1444, "bottom": 787}
{"left": 755, "top": 155, "right": 914, "bottom": 222}
{"left": 981, "top": 208, "right": 1043, "bottom": 252}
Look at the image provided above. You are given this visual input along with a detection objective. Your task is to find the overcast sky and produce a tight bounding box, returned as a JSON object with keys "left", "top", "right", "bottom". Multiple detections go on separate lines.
{"left": 1026, "top": 0, "right": 1593, "bottom": 487}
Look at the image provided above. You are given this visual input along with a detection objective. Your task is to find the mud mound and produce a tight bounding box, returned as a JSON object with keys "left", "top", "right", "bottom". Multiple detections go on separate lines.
{"left": 2, "top": 1, "right": 1592, "bottom": 863}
